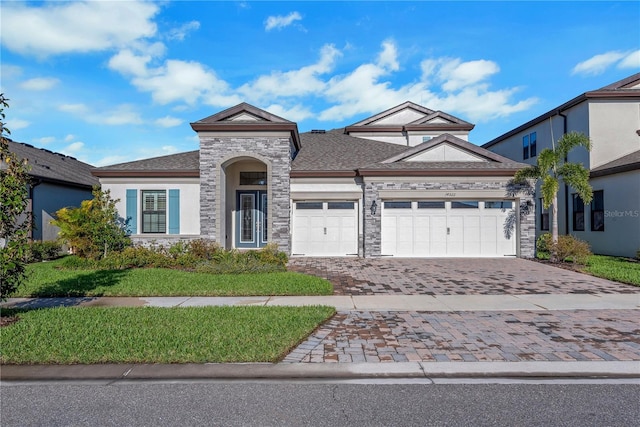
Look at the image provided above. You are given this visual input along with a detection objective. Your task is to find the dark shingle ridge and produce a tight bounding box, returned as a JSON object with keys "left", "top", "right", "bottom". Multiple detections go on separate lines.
{"left": 7, "top": 140, "right": 98, "bottom": 188}
{"left": 590, "top": 149, "right": 640, "bottom": 177}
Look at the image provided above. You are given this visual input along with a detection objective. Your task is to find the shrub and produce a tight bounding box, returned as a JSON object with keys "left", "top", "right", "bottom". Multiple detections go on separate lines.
{"left": 537, "top": 233, "right": 592, "bottom": 265}
{"left": 27, "top": 241, "right": 63, "bottom": 262}
{"left": 187, "top": 239, "right": 221, "bottom": 260}
{"left": 555, "top": 235, "right": 592, "bottom": 264}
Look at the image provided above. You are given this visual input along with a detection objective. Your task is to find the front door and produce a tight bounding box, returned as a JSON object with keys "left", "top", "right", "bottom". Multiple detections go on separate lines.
{"left": 236, "top": 190, "right": 267, "bottom": 248}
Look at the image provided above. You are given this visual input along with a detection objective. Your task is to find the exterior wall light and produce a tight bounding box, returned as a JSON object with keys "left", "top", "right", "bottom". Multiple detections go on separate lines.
{"left": 370, "top": 200, "right": 377, "bottom": 216}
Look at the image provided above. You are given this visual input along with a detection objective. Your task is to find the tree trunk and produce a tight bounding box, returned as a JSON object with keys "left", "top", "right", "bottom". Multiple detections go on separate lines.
{"left": 550, "top": 194, "right": 559, "bottom": 263}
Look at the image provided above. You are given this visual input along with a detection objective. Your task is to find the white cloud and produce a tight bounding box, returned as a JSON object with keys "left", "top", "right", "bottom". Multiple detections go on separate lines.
{"left": 58, "top": 104, "right": 90, "bottom": 115}
{"left": 618, "top": 49, "right": 640, "bottom": 70}
{"left": 168, "top": 21, "right": 200, "bottom": 41}
{"left": 264, "top": 104, "right": 314, "bottom": 122}
{"left": 94, "top": 155, "right": 131, "bottom": 167}
{"left": 108, "top": 50, "right": 152, "bottom": 77}
{"left": 63, "top": 142, "right": 85, "bottom": 154}
{"left": 5, "top": 118, "right": 30, "bottom": 131}
{"left": 239, "top": 44, "right": 341, "bottom": 101}
{"left": 155, "top": 116, "right": 183, "bottom": 128}
{"left": 265, "top": 12, "right": 302, "bottom": 31}
{"left": 59, "top": 103, "right": 143, "bottom": 126}
{"left": 36, "top": 136, "right": 56, "bottom": 144}
{"left": 572, "top": 51, "right": 627, "bottom": 76}
{"left": 20, "top": 77, "right": 60, "bottom": 91}
{"left": 438, "top": 59, "right": 500, "bottom": 92}
{"left": 377, "top": 40, "right": 399, "bottom": 72}
{"left": 1, "top": 64, "right": 22, "bottom": 79}
{"left": 0, "top": 1, "right": 159, "bottom": 57}
{"left": 64, "top": 135, "right": 76, "bottom": 142}
{"left": 101, "top": 105, "right": 144, "bottom": 126}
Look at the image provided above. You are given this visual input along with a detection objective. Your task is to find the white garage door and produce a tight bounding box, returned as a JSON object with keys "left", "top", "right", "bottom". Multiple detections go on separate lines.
{"left": 292, "top": 201, "right": 358, "bottom": 256}
{"left": 381, "top": 200, "right": 515, "bottom": 257}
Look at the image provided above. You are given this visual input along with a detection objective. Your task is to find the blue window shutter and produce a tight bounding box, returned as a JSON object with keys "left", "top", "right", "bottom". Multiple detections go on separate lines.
{"left": 168, "top": 189, "right": 180, "bottom": 234}
{"left": 126, "top": 189, "right": 137, "bottom": 235}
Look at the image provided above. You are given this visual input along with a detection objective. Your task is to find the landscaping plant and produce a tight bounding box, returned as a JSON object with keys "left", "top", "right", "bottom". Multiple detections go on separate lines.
{"left": 0, "top": 94, "right": 32, "bottom": 300}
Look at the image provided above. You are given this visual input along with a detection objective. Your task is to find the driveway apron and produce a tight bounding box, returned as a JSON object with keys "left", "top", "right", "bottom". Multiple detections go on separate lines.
{"left": 285, "top": 258, "right": 640, "bottom": 364}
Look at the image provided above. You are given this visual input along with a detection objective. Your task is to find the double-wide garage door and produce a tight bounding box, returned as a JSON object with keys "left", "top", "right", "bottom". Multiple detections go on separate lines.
{"left": 292, "top": 201, "right": 358, "bottom": 256}
{"left": 382, "top": 200, "right": 515, "bottom": 257}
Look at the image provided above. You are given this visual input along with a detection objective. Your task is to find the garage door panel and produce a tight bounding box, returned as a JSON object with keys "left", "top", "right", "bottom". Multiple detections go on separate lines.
{"left": 382, "top": 200, "right": 516, "bottom": 257}
{"left": 293, "top": 202, "right": 358, "bottom": 256}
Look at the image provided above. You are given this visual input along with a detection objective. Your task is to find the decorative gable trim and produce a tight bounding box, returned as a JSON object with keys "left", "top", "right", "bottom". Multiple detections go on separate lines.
{"left": 190, "top": 102, "right": 301, "bottom": 150}
{"left": 380, "top": 134, "right": 510, "bottom": 164}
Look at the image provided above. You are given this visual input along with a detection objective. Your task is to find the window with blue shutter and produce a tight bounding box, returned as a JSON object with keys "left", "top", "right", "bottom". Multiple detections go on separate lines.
{"left": 168, "top": 189, "right": 180, "bottom": 234}
{"left": 126, "top": 189, "right": 138, "bottom": 235}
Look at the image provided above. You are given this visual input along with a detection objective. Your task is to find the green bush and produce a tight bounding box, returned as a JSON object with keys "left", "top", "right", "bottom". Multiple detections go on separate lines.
{"left": 54, "top": 240, "right": 289, "bottom": 273}
{"left": 27, "top": 241, "right": 63, "bottom": 262}
{"left": 536, "top": 233, "right": 592, "bottom": 265}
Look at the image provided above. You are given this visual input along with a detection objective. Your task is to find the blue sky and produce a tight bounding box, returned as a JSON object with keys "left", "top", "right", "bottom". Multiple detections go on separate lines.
{"left": 1, "top": 1, "right": 638, "bottom": 167}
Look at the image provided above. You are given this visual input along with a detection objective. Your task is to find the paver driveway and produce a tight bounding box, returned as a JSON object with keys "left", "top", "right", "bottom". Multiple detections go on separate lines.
{"left": 288, "top": 257, "right": 640, "bottom": 295}
{"left": 285, "top": 257, "right": 640, "bottom": 364}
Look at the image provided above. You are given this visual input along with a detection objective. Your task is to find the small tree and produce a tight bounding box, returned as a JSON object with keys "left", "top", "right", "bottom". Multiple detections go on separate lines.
{"left": 52, "top": 187, "right": 130, "bottom": 260}
{"left": 514, "top": 131, "right": 593, "bottom": 262}
{"left": 0, "top": 94, "right": 32, "bottom": 299}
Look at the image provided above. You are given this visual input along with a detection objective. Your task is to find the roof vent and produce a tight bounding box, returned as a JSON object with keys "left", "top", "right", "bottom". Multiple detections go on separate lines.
{"left": 310, "top": 129, "right": 326, "bottom": 134}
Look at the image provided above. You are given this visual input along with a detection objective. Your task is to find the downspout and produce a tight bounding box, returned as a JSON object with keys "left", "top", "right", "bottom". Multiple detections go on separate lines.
{"left": 558, "top": 110, "right": 569, "bottom": 236}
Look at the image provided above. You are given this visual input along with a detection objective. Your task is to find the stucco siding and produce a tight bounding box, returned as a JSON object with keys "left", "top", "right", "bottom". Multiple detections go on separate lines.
{"left": 100, "top": 177, "right": 201, "bottom": 236}
{"left": 589, "top": 100, "right": 640, "bottom": 168}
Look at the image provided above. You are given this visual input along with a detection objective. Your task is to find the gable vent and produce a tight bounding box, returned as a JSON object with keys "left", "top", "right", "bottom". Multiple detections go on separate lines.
{"left": 310, "top": 129, "right": 326, "bottom": 134}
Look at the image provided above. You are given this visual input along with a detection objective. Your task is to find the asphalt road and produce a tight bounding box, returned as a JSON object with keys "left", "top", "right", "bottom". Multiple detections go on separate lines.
{"left": 2, "top": 381, "right": 639, "bottom": 426}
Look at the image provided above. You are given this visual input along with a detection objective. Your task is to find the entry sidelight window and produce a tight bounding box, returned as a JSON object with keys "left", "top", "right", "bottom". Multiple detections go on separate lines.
{"left": 141, "top": 190, "right": 166, "bottom": 233}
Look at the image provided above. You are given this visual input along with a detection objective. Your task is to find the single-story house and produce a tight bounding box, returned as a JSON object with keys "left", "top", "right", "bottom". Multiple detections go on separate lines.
{"left": 4, "top": 140, "right": 98, "bottom": 241}
{"left": 93, "top": 102, "right": 534, "bottom": 258}
{"left": 483, "top": 73, "right": 640, "bottom": 258}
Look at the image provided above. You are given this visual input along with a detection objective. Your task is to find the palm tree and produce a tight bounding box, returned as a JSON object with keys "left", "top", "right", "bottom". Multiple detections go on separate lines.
{"left": 514, "top": 131, "right": 593, "bottom": 262}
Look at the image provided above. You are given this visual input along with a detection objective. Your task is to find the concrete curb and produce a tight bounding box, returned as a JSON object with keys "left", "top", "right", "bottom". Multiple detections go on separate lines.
{"left": 2, "top": 361, "right": 639, "bottom": 381}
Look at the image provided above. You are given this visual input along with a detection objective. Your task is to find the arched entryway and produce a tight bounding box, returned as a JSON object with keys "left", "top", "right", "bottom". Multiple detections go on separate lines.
{"left": 219, "top": 155, "right": 271, "bottom": 250}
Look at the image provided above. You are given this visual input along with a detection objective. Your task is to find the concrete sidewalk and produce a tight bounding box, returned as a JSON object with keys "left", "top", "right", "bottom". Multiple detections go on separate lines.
{"left": 3, "top": 293, "right": 639, "bottom": 311}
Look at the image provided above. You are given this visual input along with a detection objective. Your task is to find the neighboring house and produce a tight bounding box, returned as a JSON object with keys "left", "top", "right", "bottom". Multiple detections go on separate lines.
{"left": 4, "top": 140, "right": 98, "bottom": 241}
{"left": 483, "top": 73, "right": 640, "bottom": 258}
{"left": 93, "top": 101, "right": 534, "bottom": 258}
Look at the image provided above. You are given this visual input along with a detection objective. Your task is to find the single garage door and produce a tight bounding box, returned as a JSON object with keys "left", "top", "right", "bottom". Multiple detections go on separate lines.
{"left": 292, "top": 201, "right": 358, "bottom": 256}
{"left": 381, "top": 200, "right": 515, "bottom": 257}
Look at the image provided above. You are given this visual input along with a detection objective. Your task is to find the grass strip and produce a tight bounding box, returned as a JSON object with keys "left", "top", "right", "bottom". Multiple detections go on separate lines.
{"left": 0, "top": 306, "right": 335, "bottom": 364}
{"left": 14, "top": 259, "right": 332, "bottom": 297}
{"left": 585, "top": 255, "right": 640, "bottom": 286}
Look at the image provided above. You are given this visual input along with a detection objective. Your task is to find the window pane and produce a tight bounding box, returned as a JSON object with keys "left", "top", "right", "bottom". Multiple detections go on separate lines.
{"left": 296, "top": 202, "right": 323, "bottom": 210}
{"left": 141, "top": 190, "right": 167, "bottom": 233}
{"left": 523, "top": 135, "right": 530, "bottom": 160}
{"left": 592, "top": 190, "right": 604, "bottom": 210}
{"left": 384, "top": 201, "right": 411, "bottom": 209}
{"left": 540, "top": 198, "right": 549, "bottom": 231}
{"left": 485, "top": 201, "right": 513, "bottom": 209}
{"left": 417, "top": 201, "right": 445, "bottom": 209}
{"left": 240, "top": 172, "right": 267, "bottom": 186}
{"left": 240, "top": 194, "right": 254, "bottom": 242}
{"left": 452, "top": 201, "right": 478, "bottom": 209}
{"left": 328, "top": 202, "right": 354, "bottom": 210}
{"left": 530, "top": 132, "right": 537, "bottom": 157}
{"left": 591, "top": 190, "right": 604, "bottom": 231}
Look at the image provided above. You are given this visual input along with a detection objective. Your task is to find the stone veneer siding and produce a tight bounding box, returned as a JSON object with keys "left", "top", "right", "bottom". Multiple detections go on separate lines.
{"left": 199, "top": 136, "right": 292, "bottom": 253}
{"left": 363, "top": 180, "right": 535, "bottom": 258}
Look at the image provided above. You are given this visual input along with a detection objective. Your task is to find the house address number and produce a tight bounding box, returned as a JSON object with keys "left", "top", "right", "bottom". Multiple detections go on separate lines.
{"left": 445, "top": 192, "right": 456, "bottom": 197}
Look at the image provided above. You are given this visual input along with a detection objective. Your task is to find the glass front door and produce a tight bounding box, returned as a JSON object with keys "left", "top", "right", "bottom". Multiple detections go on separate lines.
{"left": 236, "top": 190, "right": 267, "bottom": 248}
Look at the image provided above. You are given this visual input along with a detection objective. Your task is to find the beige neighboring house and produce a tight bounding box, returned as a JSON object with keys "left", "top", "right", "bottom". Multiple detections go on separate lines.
{"left": 94, "top": 101, "right": 534, "bottom": 258}
{"left": 483, "top": 73, "right": 640, "bottom": 258}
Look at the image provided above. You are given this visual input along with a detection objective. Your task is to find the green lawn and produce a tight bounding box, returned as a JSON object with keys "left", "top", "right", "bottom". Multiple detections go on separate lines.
{"left": 585, "top": 255, "right": 640, "bottom": 286}
{"left": 13, "top": 259, "right": 332, "bottom": 297}
{"left": 0, "top": 306, "right": 335, "bottom": 364}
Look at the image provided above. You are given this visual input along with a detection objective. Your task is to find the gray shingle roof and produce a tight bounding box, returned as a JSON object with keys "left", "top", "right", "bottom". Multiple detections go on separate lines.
{"left": 590, "top": 149, "right": 640, "bottom": 177}
{"left": 292, "top": 129, "right": 407, "bottom": 171}
{"left": 94, "top": 150, "right": 199, "bottom": 172}
{"left": 6, "top": 140, "right": 98, "bottom": 188}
